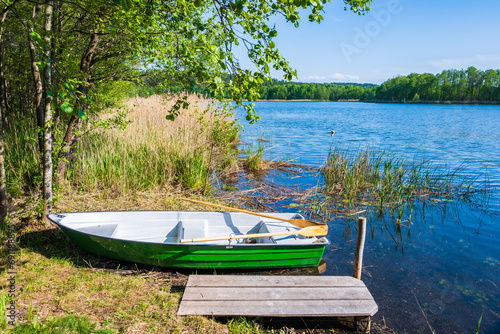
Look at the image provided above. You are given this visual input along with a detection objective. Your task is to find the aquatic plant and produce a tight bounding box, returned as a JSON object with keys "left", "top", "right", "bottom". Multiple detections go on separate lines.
{"left": 243, "top": 141, "right": 265, "bottom": 171}
{"left": 322, "top": 146, "right": 487, "bottom": 223}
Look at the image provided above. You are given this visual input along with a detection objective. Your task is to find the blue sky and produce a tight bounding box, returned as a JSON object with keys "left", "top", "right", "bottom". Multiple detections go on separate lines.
{"left": 237, "top": 0, "right": 500, "bottom": 84}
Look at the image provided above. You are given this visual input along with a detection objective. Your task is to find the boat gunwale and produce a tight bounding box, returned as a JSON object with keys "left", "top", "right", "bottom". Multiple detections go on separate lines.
{"left": 47, "top": 211, "right": 330, "bottom": 248}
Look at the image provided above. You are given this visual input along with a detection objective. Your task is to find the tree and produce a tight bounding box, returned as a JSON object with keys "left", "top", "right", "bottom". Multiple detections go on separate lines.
{"left": 372, "top": 68, "right": 500, "bottom": 102}
{"left": 480, "top": 69, "right": 498, "bottom": 101}
{"left": 465, "top": 66, "right": 484, "bottom": 101}
{"left": 0, "top": 0, "right": 373, "bottom": 227}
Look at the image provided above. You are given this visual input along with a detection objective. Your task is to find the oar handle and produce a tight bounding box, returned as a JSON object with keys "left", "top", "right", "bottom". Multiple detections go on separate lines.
{"left": 181, "top": 197, "right": 291, "bottom": 223}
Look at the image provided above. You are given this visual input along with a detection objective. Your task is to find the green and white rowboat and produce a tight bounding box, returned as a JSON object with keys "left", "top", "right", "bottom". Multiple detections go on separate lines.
{"left": 47, "top": 211, "right": 329, "bottom": 269}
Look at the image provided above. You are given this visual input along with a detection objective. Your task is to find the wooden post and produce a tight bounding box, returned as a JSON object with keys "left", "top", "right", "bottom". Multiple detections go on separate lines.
{"left": 354, "top": 316, "right": 371, "bottom": 333}
{"left": 353, "top": 217, "right": 367, "bottom": 280}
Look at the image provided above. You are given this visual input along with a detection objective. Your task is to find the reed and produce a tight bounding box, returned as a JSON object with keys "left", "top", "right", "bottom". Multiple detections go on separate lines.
{"left": 243, "top": 141, "right": 265, "bottom": 171}
{"left": 322, "top": 147, "right": 482, "bottom": 220}
{"left": 68, "top": 94, "right": 239, "bottom": 194}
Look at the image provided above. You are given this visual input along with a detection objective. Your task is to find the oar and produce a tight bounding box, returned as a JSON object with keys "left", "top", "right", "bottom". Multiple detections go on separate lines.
{"left": 181, "top": 197, "right": 327, "bottom": 231}
{"left": 180, "top": 225, "right": 327, "bottom": 243}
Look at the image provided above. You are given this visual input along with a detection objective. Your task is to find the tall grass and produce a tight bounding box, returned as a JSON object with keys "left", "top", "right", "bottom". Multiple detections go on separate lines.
{"left": 3, "top": 117, "right": 40, "bottom": 196}
{"left": 0, "top": 291, "right": 7, "bottom": 330}
{"left": 68, "top": 94, "right": 239, "bottom": 194}
{"left": 323, "top": 147, "right": 483, "bottom": 220}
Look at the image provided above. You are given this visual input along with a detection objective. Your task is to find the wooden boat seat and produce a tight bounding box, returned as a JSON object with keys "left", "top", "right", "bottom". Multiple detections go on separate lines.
{"left": 178, "top": 220, "right": 209, "bottom": 242}
{"left": 174, "top": 220, "right": 321, "bottom": 245}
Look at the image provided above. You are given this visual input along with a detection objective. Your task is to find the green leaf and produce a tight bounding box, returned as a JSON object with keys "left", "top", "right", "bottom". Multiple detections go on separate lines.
{"left": 122, "top": 0, "right": 132, "bottom": 11}
{"left": 61, "top": 101, "right": 73, "bottom": 114}
{"left": 476, "top": 314, "right": 483, "bottom": 334}
{"left": 30, "top": 32, "right": 42, "bottom": 41}
{"left": 51, "top": 99, "right": 57, "bottom": 111}
{"left": 47, "top": 90, "right": 54, "bottom": 97}
{"left": 78, "top": 109, "right": 87, "bottom": 120}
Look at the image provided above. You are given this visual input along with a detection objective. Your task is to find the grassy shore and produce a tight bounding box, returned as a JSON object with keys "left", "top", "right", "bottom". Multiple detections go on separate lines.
{"left": 0, "top": 94, "right": 251, "bottom": 333}
{"left": 0, "top": 195, "right": 240, "bottom": 334}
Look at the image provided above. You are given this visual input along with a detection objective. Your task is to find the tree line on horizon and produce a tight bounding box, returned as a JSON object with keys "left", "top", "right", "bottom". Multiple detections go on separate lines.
{"left": 247, "top": 67, "right": 500, "bottom": 102}
{"left": 258, "top": 81, "right": 376, "bottom": 100}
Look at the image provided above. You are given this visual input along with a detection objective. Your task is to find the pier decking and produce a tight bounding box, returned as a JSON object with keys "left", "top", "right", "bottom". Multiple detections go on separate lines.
{"left": 177, "top": 275, "right": 378, "bottom": 332}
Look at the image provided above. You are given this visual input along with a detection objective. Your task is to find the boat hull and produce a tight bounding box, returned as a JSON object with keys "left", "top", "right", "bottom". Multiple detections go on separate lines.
{"left": 59, "top": 225, "right": 326, "bottom": 269}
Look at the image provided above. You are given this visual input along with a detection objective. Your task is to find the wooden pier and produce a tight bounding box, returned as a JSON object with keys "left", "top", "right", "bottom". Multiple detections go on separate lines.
{"left": 177, "top": 275, "right": 378, "bottom": 332}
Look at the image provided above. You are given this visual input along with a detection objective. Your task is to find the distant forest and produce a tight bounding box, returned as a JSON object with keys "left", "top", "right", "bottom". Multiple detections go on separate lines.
{"left": 150, "top": 66, "right": 500, "bottom": 103}
{"left": 257, "top": 67, "right": 500, "bottom": 102}
{"left": 258, "top": 81, "right": 376, "bottom": 101}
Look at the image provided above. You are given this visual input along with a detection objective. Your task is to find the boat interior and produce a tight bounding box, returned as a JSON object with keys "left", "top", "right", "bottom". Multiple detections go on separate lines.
{"left": 49, "top": 211, "right": 327, "bottom": 245}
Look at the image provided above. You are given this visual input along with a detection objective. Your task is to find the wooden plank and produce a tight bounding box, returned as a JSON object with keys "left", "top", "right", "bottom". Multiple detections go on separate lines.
{"left": 186, "top": 275, "right": 365, "bottom": 287}
{"left": 177, "top": 300, "right": 378, "bottom": 317}
{"left": 182, "top": 287, "right": 372, "bottom": 301}
{"left": 178, "top": 275, "right": 378, "bottom": 319}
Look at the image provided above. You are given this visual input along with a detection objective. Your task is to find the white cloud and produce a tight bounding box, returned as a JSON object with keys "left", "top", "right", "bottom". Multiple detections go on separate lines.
{"left": 329, "top": 73, "right": 360, "bottom": 81}
{"left": 427, "top": 55, "right": 500, "bottom": 68}
{"left": 306, "top": 75, "right": 327, "bottom": 81}
{"left": 303, "top": 73, "right": 360, "bottom": 83}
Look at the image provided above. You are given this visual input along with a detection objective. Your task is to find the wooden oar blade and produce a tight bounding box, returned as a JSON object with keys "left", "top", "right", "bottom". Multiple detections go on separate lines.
{"left": 301, "top": 225, "right": 328, "bottom": 237}
{"left": 288, "top": 218, "right": 326, "bottom": 229}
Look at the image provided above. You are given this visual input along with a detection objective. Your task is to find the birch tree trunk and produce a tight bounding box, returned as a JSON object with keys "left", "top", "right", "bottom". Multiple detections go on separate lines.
{"left": 42, "top": 2, "right": 54, "bottom": 221}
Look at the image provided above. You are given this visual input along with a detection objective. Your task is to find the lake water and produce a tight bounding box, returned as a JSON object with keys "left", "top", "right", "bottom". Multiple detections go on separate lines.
{"left": 235, "top": 102, "right": 500, "bottom": 334}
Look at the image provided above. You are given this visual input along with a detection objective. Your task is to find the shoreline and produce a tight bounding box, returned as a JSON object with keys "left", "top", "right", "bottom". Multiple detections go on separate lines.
{"left": 251, "top": 99, "right": 360, "bottom": 102}
{"left": 251, "top": 99, "right": 500, "bottom": 104}
{"left": 364, "top": 100, "right": 500, "bottom": 105}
